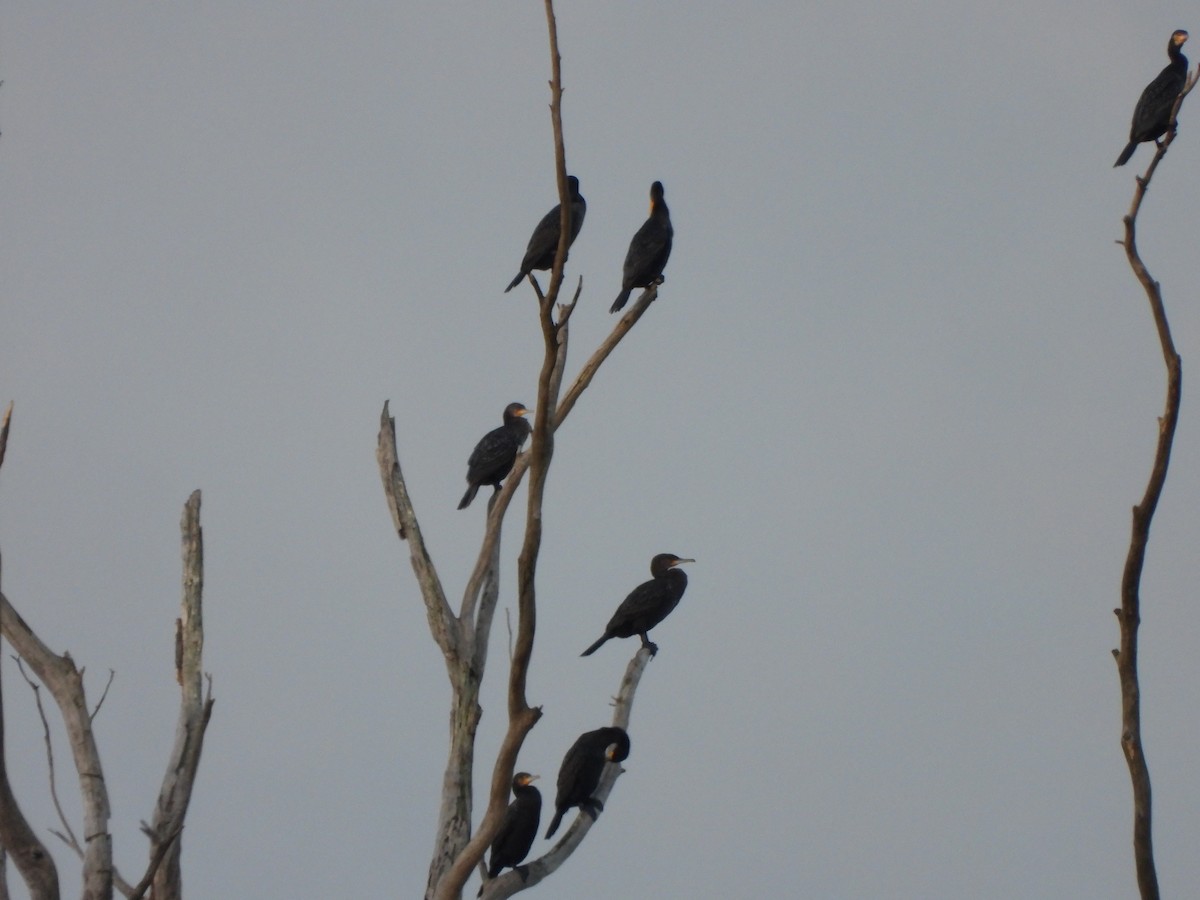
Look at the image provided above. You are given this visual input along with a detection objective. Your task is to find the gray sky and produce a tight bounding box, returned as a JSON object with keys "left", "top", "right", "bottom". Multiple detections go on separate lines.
{"left": 3, "top": 2, "right": 1200, "bottom": 897}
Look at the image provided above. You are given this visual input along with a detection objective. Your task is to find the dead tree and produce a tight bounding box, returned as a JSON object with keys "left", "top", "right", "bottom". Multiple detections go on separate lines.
{"left": 375, "top": 4, "right": 673, "bottom": 898}
{"left": 1113, "top": 65, "right": 1198, "bottom": 900}
{"left": 0, "top": 404, "right": 214, "bottom": 900}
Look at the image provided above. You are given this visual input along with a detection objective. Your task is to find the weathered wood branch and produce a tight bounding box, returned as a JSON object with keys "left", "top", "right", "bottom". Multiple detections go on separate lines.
{"left": 139, "top": 490, "right": 214, "bottom": 900}
{"left": 0, "top": 424, "right": 62, "bottom": 900}
{"left": 1111, "top": 66, "right": 1197, "bottom": 900}
{"left": 377, "top": 403, "right": 460, "bottom": 661}
{"left": 0, "top": 588, "right": 112, "bottom": 900}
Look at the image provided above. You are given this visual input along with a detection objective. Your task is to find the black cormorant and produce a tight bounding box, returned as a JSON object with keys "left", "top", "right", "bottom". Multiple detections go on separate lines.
{"left": 484, "top": 772, "right": 542, "bottom": 882}
{"left": 544, "top": 727, "right": 631, "bottom": 839}
{"left": 581, "top": 554, "right": 694, "bottom": 657}
{"left": 611, "top": 181, "right": 673, "bottom": 313}
{"left": 457, "top": 402, "right": 532, "bottom": 510}
{"left": 1115, "top": 30, "right": 1190, "bottom": 166}
{"left": 504, "top": 176, "right": 587, "bottom": 292}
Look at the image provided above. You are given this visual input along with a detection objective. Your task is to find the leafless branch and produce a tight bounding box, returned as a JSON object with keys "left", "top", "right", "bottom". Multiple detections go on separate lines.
{"left": 12, "top": 658, "right": 81, "bottom": 858}
{"left": 0, "top": 413, "right": 65, "bottom": 899}
{"left": 143, "top": 490, "right": 215, "bottom": 900}
{"left": 89, "top": 670, "right": 116, "bottom": 722}
{"left": 1111, "top": 66, "right": 1197, "bottom": 900}
{"left": 376, "top": 403, "right": 460, "bottom": 661}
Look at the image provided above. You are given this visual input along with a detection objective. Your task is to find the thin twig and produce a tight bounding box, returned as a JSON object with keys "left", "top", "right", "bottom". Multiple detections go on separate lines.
{"left": 89, "top": 669, "right": 116, "bottom": 722}
{"left": 13, "top": 657, "right": 81, "bottom": 857}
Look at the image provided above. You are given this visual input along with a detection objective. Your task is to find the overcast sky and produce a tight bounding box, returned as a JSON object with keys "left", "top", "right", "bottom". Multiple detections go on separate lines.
{"left": 3, "top": 3, "right": 1200, "bottom": 898}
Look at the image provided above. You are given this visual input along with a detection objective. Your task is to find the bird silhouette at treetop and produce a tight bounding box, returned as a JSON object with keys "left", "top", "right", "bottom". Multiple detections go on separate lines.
{"left": 1115, "top": 30, "right": 1190, "bottom": 167}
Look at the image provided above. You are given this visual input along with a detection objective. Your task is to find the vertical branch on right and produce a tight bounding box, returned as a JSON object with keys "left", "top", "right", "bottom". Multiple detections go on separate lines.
{"left": 1113, "top": 69, "right": 1197, "bottom": 900}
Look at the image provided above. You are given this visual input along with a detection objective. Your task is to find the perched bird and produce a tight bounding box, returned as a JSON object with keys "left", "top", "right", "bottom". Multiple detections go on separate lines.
{"left": 611, "top": 181, "right": 673, "bottom": 313}
{"left": 504, "top": 175, "right": 587, "bottom": 292}
{"left": 581, "top": 553, "right": 694, "bottom": 657}
{"left": 483, "top": 772, "right": 542, "bottom": 883}
{"left": 457, "top": 403, "right": 532, "bottom": 510}
{"left": 544, "top": 727, "right": 631, "bottom": 840}
{"left": 1115, "top": 30, "right": 1190, "bottom": 167}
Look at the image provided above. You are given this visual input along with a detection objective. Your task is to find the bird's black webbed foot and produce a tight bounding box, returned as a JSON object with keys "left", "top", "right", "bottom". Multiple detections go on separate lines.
{"left": 580, "top": 798, "right": 604, "bottom": 820}
{"left": 639, "top": 634, "right": 659, "bottom": 656}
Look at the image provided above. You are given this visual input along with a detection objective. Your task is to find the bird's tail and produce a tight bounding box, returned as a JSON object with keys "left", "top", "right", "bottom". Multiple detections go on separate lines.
{"left": 580, "top": 634, "right": 609, "bottom": 656}
{"left": 1114, "top": 142, "right": 1138, "bottom": 167}
{"left": 505, "top": 271, "right": 525, "bottom": 293}
{"left": 544, "top": 808, "right": 566, "bottom": 839}
{"left": 610, "top": 289, "right": 632, "bottom": 314}
{"left": 458, "top": 484, "right": 479, "bottom": 510}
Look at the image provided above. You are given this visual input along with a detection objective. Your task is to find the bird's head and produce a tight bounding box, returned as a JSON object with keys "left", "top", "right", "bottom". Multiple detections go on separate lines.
{"left": 649, "top": 180, "right": 666, "bottom": 212}
{"left": 513, "top": 772, "right": 539, "bottom": 787}
{"left": 650, "top": 553, "right": 694, "bottom": 576}
{"left": 503, "top": 402, "right": 530, "bottom": 422}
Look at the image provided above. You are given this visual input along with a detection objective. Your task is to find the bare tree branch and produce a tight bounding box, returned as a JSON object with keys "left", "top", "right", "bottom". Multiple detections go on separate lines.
{"left": 377, "top": 403, "right": 460, "bottom": 661}
{"left": 143, "top": 490, "right": 215, "bottom": 900}
{"left": 12, "top": 658, "right": 81, "bottom": 859}
{"left": 88, "top": 670, "right": 116, "bottom": 722}
{"left": 0, "top": 433, "right": 61, "bottom": 899}
{"left": 1112, "top": 65, "right": 1198, "bottom": 900}
{"left": 1, "top": 594, "right": 112, "bottom": 900}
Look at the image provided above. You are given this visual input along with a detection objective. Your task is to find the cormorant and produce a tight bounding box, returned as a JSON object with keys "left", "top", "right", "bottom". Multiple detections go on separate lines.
{"left": 611, "top": 181, "right": 673, "bottom": 313}
{"left": 484, "top": 772, "right": 542, "bottom": 882}
{"left": 544, "top": 727, "right": 631, "bottom": 839}
{"left": 504, "top": 176, "right": 587, "bottom": 292}
{"left": 1115, "top": 30, "right": 1190, "bottom": 166}
{"left": 581, "top": 554, "right": 693, "bottom": 657}
{"left": 457, "top": 402, "right": 532, "bottom": 510}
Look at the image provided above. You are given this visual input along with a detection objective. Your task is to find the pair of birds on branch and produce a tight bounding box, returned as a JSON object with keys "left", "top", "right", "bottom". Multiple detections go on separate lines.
{"left": 482, "top": 727, "right": 631, "bottom": 888}
{"left": 1114, "top": 30, "right": 1190, "bottom": 167}
{"left": 504, "top": 176, "right": 674, "bottom": 314}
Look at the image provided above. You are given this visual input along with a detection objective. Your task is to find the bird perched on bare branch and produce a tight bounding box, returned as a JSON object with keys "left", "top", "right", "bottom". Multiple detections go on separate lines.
{"left": 544, "top": 727, "right": 631, "bottom": 839}
{"left": 581, "top": 553, "right": 693, "bottom": 656}
{"left": 505, "top": 176, "right": 587, "bottom": 292}
{"left": 458, "top": 402, "right": 532, "bottom": 509}
{"left": 1115, "top": 30, "right": 1190, "bottom": 167}
{"left": 481, "top": 772, "right": 541, "bottom": 888}
{"left": 611, "top": 181, "right": 673, "bottom": 313}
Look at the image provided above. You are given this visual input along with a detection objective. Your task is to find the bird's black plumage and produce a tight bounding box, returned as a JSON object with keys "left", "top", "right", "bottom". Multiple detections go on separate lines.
{"left": 1115, "top": 30, "right": 1190, "bottom": 167}
{"left": 610, "top": 181, "right": 673, "bottom": 313}
{"left": 457, "top": 402, "right": 532, "bottom": 510}
{"left": 544, "top": 727, "right": 631, "bottom": 840}
{"left": 505, "top": 176, "right": 587, "bottom": 292}
{"left": 581, "top": 554, "right": 693, "bottom": 657}
{"left": 485, "top": 772, "right": 542, "bottom": 881}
